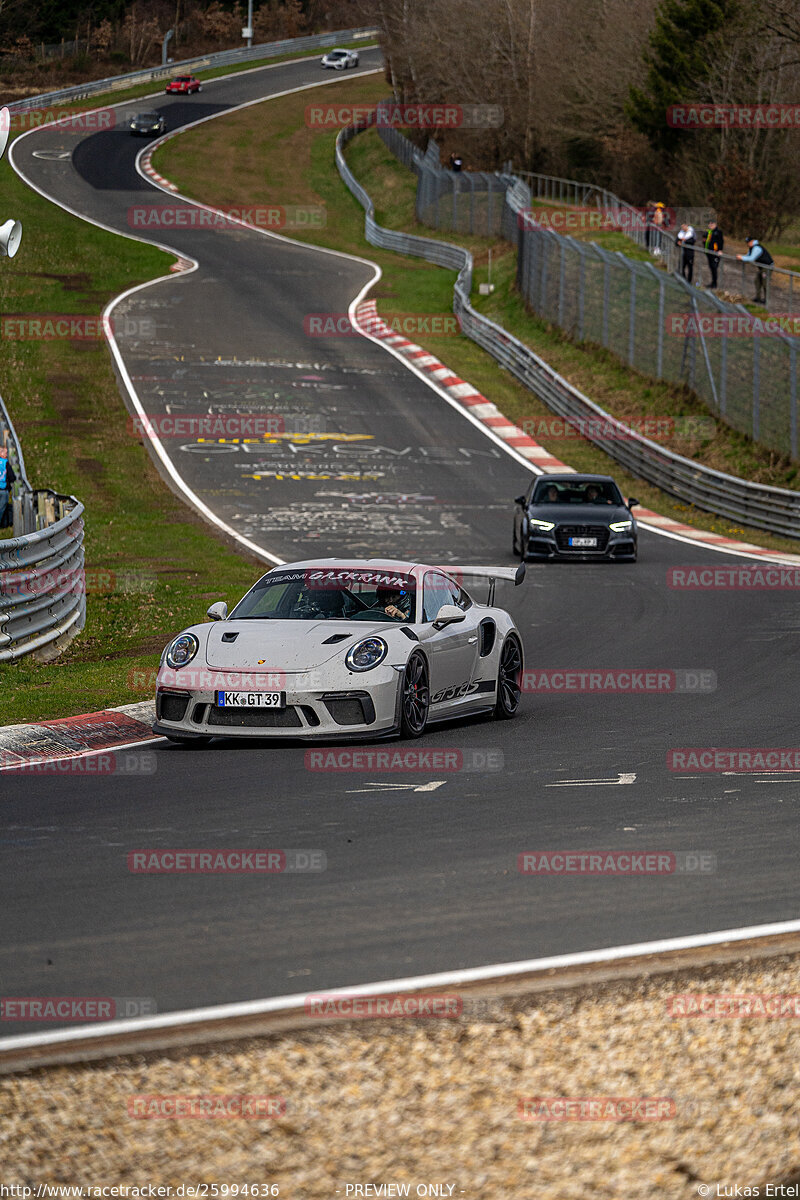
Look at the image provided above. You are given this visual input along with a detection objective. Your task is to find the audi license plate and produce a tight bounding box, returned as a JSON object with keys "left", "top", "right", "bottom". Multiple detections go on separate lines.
{"left": 569, "top": 536, "right": 597, "bottom": 548}
{"left": 216, "top": 691, "right": 285, "bottom": 708}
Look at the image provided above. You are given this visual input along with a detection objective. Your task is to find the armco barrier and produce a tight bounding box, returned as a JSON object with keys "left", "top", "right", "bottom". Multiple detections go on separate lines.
{"left": 337, "top": 124, "right": 800, "bottom": 540}
{"left": 0, "top": 397, "right": 85, "bottom": 661}
{"left": 4, "top": 27, "right": 377, "bottom": 115}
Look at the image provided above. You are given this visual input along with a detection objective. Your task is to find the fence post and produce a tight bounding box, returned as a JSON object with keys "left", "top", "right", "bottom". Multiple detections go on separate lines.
{"left": 559, "top": 242, "right": 566, "bottom": 327}
{"left": 578, "top": 247, "right": 585, "bottom": 341}
{"left": 719, "top": 321, "right": 727, "bottom": 416}
{"left": 602, "top": 258, "right": 610, "bottom": 348}
{"left": 527, "top": 228, "right": 535, "bottom": 308}
{"left": 540, "top": 234, "right": 549, "bottom": 314}
{"left": 628, "top": 269, "right": 636, "bottom": 367}
{"left": 753, "top": 337, "right": 760, "bottom": 442}
{"left": 657, "top": 276, "right": 665, "bottom": 378}
{"left": 791, "top": 342, "right": 797, "bottom": 460}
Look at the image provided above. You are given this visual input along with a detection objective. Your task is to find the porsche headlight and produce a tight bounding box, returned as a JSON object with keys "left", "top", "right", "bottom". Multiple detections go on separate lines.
{"left": 346, "top": 636, "right": 388, "bottom": 672}
{"left": 529, "top": 518, "right": 555, "bottom": 531}
{"left": 609, "top": 520, "right": 633, "bottom": 532}
{"left": 165, "top": 633, "right": 199, "bottom": 669}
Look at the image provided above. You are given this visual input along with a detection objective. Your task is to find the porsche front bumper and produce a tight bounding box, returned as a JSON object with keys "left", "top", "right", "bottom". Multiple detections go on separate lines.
{"left": 153, "top": 665, "right": 404, "bottom": 740}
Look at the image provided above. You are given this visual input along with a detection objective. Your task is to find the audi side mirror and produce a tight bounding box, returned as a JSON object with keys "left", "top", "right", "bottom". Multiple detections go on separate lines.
{"left": 433, "top": 604, "right": 466, "bottom": 629}
{"left": 514, "top": 494, "right": 527, "bottom": 506}
{"left": 207, "top": 601, "right": 228, "bottom": 621}
{"left": 628, "top": 498, "right": 640, "bottom": 508}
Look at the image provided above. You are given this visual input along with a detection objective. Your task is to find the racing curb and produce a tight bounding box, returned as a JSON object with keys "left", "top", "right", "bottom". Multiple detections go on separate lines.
{"left": 354, "top": 298, "right": 800, "bottom": 565}
{"left": 0, "top": 701, "right": 156, "bottom": 771}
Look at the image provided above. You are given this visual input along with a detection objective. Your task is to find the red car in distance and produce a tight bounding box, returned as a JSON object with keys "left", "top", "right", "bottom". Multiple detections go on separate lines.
{"left": 165, "top": 75, "right": 202, "bottom": 94}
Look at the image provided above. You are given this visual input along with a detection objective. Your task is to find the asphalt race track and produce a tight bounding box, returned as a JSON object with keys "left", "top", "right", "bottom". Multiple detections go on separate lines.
{"left": 2, "top": 50, "right": 799, "bottom": 1034}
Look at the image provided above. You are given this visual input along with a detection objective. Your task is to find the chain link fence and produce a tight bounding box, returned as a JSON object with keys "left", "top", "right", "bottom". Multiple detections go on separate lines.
{"left": 372, "top": 129, "right": 800, "bottom": 462}
{"left": 515, "top": 212, "right": 799, "bottom": 460}
{"left": 337, "top": 124, "right": 800, "bottom": 537}
{"left": 516, "top": 170, "right": 800, "bottom": 314}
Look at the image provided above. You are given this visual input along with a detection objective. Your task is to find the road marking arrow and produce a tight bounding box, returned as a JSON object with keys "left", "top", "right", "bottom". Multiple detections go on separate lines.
{"left": 547, "top": 772, "right": 637, "bottom": 787}
{"left": 344, "top": 781, "right": 447, "bottom": 794}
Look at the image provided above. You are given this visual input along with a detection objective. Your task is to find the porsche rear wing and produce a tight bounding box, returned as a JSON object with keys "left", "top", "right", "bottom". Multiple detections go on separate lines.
{"left": 444, "top": 563, "right": 526, "bottom": 606}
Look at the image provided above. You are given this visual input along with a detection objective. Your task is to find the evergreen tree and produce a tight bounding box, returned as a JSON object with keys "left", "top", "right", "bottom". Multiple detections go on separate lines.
{"left": 626, "top": 0, "right": 738, "bottom": 158}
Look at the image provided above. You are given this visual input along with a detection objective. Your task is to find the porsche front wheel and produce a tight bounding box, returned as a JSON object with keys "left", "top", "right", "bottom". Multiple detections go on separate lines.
{"left": 400, "top": 651, "right": 430, "bottom": 738}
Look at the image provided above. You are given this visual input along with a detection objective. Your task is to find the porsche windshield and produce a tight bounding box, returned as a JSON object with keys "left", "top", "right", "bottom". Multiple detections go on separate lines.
{"left": 230, "top": 569, "right": 417, "bottom": 622}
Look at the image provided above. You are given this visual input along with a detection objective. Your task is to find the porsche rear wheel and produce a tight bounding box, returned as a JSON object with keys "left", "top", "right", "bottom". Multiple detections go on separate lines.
{"left": 494, "top": 635, "right": 522, "bottom": 719}
{"left": 400, "top": 651, "right": 430, "bottom": 738}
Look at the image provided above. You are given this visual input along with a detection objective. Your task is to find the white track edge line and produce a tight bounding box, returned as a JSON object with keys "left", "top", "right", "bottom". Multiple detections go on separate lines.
{"left": 2, "top": 917, "right": 799, "bottom": 1053}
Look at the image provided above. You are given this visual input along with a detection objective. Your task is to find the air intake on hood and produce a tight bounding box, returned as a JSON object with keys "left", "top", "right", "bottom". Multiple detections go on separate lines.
{"left": 321, "top": 633, "right": 352, "bottom": 644}
{"left": 221, "top": 632, "right": 239, "bottom": 643}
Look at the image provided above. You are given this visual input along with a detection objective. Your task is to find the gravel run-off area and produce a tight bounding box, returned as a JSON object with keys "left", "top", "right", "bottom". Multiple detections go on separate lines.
{"left": 1, "top": 954, "right": 799, "bottom": 1197}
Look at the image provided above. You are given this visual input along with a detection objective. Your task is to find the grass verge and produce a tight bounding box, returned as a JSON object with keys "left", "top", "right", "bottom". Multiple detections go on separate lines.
{"left": 156, "top": 94, "right": 800, "bottom": 555}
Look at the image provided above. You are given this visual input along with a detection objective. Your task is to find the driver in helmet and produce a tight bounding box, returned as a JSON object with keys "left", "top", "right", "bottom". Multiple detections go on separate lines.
{"left": 375, "top": 585, "right": 412, "bottom": 620}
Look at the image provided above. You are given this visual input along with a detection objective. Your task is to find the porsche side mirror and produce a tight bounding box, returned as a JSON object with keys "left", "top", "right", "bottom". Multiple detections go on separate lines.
{"left": 628, "top": 498, "right": 640, "bottom": 508}
{"left": 433, "top": 604, "right": 466, "bottom": 629}
{"left": 514, "top": 495, "right": 527, "bottom": 506}
{"left": 207, "top": 601, "right": 228, "bottom": 621}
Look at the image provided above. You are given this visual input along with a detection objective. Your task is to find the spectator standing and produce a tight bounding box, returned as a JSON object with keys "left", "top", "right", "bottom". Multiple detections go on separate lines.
{"left": 704, "top": 220, "right": 724, "bottom": 289}
{"left": 677, "top": 222, "right": 696, "bottom": 283}
{"left": 0, "top": 446, "right": 16, "bottom": 529}
{"left": 651, "top": 202, "right": 666, "bottom": 256}
{"left": 644, "top": 202, "right": 656, "bottom": 250}
{"left": 451, "top": 154, "right": 463, "bottom": 173}
{"left": 737, "top": 236, "right": 774, "bottom": 304}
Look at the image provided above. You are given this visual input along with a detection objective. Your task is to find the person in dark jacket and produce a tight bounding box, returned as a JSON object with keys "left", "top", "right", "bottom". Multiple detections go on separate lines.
{"left": 704, "top": 221, "right": 724, "bottom": 289}
{"left": 737, "top": 237, "right": 774, "bottom": 303}
{"left": 0, "top": 446, "right": 16, "bottom": 528}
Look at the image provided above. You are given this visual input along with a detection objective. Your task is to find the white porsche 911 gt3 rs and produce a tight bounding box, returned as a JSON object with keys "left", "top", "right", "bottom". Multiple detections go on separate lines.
{"left": 153, "top": 559, "right": 525, "bottom": 744}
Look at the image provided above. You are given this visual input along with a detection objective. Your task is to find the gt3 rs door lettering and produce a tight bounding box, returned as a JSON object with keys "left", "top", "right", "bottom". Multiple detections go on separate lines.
{"left": 431, "top": 681, "right": 480, "bottom": 704}
{"left": 431, "top": 679, "right": 495, "bottom": 704}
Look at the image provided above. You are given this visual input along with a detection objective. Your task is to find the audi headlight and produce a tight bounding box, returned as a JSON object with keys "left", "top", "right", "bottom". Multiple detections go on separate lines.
{"left": 165, "top": 633, "right": 199, "bottom": 669}
{"left": 529, "top": 518, "right": 555, "bottom": 531}
{"left": 609, "top": 520, "right": 633, "bottom": 532}
{"left": 346, "top": 636, "right": 388, "bottom": 672}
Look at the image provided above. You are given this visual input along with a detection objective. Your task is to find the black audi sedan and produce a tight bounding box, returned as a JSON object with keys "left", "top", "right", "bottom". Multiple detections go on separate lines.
{"left": 513, "top": 474, "right": 639, "bottom": 561}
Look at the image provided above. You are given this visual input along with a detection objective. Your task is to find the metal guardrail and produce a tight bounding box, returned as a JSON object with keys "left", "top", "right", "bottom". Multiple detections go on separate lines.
{"left": 337, "top": 124, "right": 800, "bottom": 541}
{"left": 4, "top": 27, "right": 378, "bottom": 114}
{"left": 0, "top": 398, "right": 85, "bottom": 661}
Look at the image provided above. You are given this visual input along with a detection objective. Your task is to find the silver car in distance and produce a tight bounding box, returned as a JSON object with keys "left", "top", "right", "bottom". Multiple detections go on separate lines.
{"left": 153, "top": 559, "right": 525, "bottom": 744}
